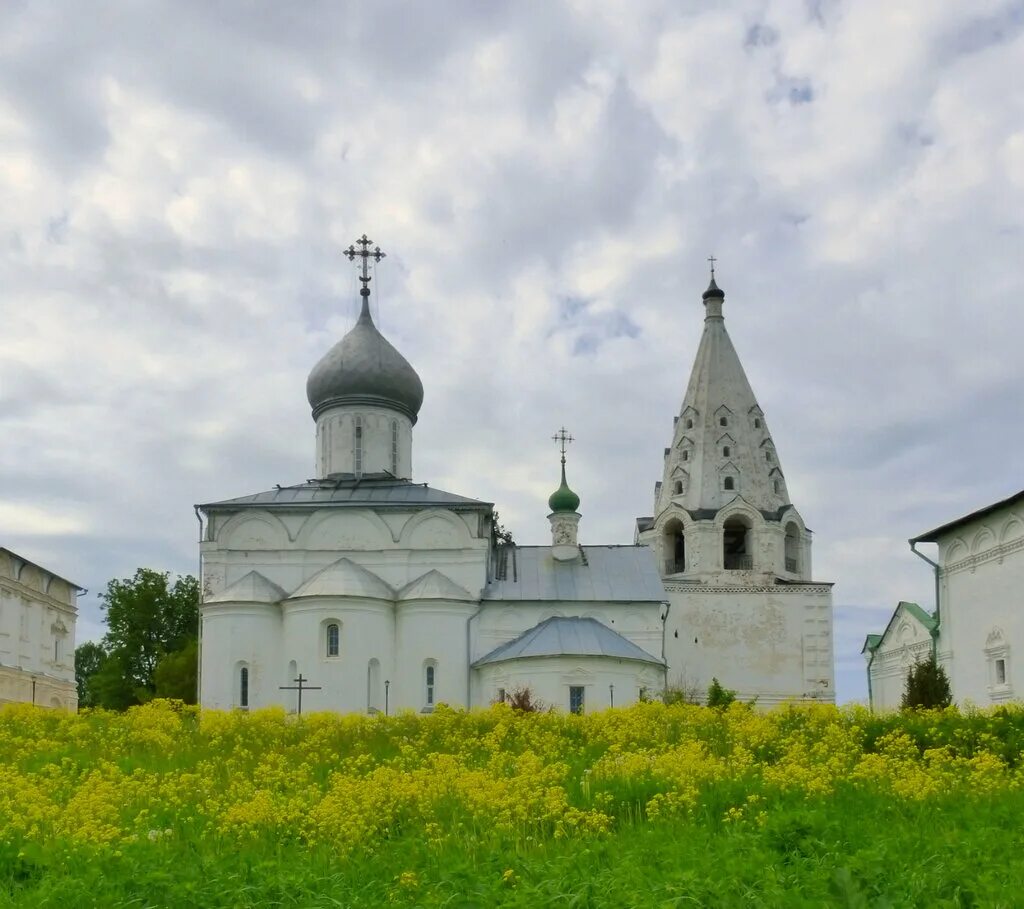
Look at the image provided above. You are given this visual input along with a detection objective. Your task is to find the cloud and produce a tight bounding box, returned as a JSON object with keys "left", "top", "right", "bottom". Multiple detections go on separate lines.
{"left": 1, "top": 1, "right": 1022, "bottom": 700}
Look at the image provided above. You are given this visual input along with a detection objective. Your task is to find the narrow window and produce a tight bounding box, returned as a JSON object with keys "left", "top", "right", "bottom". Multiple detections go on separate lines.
{"left": 720, "top": 416, "right": 728, "bottom": 427}
{"left": 390, "top": 420, "right": 399, "bottom": 474}
{"left": 497, "top": 688, "right": 506, "bottom": 704}
{"left": 326, "top": 623, "right": 340, "bottom": 657}
{"left": 425, "top": 664, "right": 436, "bottom": 706}
{"left": 354, "top": 417, "right": 363, "bottom": 476}
{"left": 674, "top": 481, "right": 683, "bottom": 495}
{"left": 682, "top": 450, "right": 689, "bottom": 461}
{"left": 240, "top": 667, "right": 249, "bottom": 708}
{"left": 723, "top": 446, "right": 731, "bottom": 457}
{"left": 724, "top": 476, "right": 735, "bottom": 491}
{"left": 685, "top": 419, "right": 693, "bottom": 429}
{"left": 569, "top": 686, "right": 585, "bottom": 715}
{"left": 996, "top": 659, "right": 1007, "bottom": 685}
{"left": 754, "top": 418, "right": 761, "bottom": 429}
{"left": 54, "top": 638, "right": 59, "bottom": 662}
{"left": 773, "top": 479, "right": 781, "bottom": 494}
{"left": 765, "top": 451, "right": 772, "bottom": 463}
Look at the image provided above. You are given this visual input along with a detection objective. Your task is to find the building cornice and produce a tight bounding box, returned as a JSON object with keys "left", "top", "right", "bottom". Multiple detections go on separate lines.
{"left": 943, "top": 534, "right": 1024, "bottom": 576}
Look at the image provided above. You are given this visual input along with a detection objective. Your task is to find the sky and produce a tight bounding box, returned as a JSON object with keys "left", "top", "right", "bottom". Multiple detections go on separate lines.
{"left": 1, "top": 1, "right": 1022, "bottom": 704}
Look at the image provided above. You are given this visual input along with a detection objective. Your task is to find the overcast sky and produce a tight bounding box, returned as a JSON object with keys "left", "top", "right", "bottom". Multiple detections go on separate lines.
{"left": 2, "top": 1, "right": 1022, "bottom": 702}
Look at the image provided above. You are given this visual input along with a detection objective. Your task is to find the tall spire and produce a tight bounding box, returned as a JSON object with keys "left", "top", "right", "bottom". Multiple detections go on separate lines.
{"left": 548, "top": 427, "right": 580, "bottom": 513}
{"left": 547, "top": 428, "right": 582, "bottom": 561}
{"left": 654, "top": 270, "right": 789, "bottom": 515}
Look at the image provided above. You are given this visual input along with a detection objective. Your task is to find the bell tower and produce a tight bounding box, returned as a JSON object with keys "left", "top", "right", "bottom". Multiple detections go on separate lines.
{"left": 635, "top": 261, "right": 834, "bottom": 705}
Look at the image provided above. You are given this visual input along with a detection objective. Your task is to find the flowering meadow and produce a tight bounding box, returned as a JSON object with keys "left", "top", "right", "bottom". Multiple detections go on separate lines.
{"left": 1, "top": 701, "right": 1023, "bottom": 907}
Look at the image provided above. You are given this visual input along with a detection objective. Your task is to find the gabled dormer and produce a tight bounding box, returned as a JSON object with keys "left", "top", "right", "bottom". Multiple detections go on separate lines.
{"left": 716, "top": 433, "right": 736, "bottom": 459}
{"left": 748, "top": 405, "right": 765, "bottom": 432}
{"left": 714, "top": 404, "right": 733, "bottom": 430}
{"left": 679, "top": 405, "right": 699, "bottom": 432}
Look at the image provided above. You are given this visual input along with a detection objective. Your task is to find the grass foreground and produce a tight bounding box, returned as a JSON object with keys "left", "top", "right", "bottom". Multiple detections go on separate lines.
{"left": 1, "top": 699, "right": 1023, "bottom": 907}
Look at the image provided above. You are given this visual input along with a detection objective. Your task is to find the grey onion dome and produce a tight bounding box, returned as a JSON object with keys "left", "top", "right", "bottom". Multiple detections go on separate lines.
{"left": 702, "top": 275, "right": 724, "bottom": 300}
{"left": 306, "top": 300, "right": 424, "bottom": 422}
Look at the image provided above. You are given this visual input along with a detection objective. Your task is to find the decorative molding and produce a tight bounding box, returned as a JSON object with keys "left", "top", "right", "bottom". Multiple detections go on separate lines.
{"left": 662, "top": 583, "right": 833, "bottom": 595}
{"left": 943, "top": 534, "right": 1024, "bottom": 575}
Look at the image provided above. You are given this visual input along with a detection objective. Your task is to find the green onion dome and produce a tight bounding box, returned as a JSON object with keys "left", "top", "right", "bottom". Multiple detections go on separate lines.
{"left": 548, "top": 464, "right": 581, "bottom": 513}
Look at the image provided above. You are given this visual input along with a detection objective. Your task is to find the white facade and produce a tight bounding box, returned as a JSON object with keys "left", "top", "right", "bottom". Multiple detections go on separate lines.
{"left": 635, "top": 276, "right": 835, "bottom": 705}
{"left": 198, "top": 254, "right": 666, "bottom": 715}
{"left": 867, "top": 491, "right": 1024, "bottom": 709}
{"left": 0, "top": 547, "right": 80, "bottom": 710}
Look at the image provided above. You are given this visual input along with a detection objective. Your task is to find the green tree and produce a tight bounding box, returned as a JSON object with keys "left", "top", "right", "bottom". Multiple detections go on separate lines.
{"left": 154, "top": 638, "right": 199, "bottom": 703}
{"left": 902, "top": 653, "right": 952, "bottom": 709}
{"left": 706, "top": 677, "right": 737, "bottom": 709}
{"left": 74, "top": 640, "right": 107, "bottom": 708}
{"left": 99, "top": 568, "right": 199, "bottom": 705}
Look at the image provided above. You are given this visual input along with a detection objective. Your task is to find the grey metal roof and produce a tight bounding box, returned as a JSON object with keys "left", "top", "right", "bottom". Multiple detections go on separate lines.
{"left": 199, "top": 477, "right": 491, "bottom": 511}
{"left": 910, "top": 488, "right": 1024, "bottom": 543}
{"left": 483, "top": 545, "right": 666, "bottom": 603}
{"left": 473, "top": 616, "right": 664, "bottom": 667}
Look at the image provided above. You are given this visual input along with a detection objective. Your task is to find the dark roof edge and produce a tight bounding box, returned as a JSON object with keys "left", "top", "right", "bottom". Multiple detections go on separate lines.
{"left": 197, "top": 499, "right": 493, "bottom": 512}
{"left": 910, "top": 488, "right": 1024, "bottom": 543}
{"left": 0, "top": 546, "right": 85, "bottom": 593}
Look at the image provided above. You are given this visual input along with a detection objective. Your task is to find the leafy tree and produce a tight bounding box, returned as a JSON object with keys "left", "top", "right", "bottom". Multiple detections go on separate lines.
{"left": 706, "top": 677, "right": 737, "bottom": 709}
{"left": 95, "top": 568, "right": 199, "bottom": 707}
{"left": 902, "top": 653, "right": 952, "bottom": 709}
{"left": 154, "top": 638, "right": 199, "bottom": 703}
{"left": 74, "top": 641, "right": 107, "bottom": 708}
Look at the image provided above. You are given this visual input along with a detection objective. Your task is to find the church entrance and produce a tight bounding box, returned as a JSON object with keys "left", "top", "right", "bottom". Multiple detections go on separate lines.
{"left": 723, "top": 517, "right": 752, "bottom": 570}
{"left": 663, "top": 519, "right": 686, "bottom": 574}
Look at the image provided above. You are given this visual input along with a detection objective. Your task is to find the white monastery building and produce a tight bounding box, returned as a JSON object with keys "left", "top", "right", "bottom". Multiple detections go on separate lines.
{"left": 634, "top": 269, "right": 835, "bottom": 706}
{"left": 197, "top": 236, "right": 666, "bottom": 715}
{"left": 865, "top": 489, "right": 1024, "bottom": 710}
{"left": 197, "top": 238, "right": 834, "bottom": 714}
{"left": 0, "top": 546, "right": 80, "bottom": 710}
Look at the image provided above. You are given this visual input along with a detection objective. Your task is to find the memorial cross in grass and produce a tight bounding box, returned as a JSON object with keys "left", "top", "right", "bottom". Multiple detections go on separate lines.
{"left": 279, "top": 674, "right": 322, "bottom": 716}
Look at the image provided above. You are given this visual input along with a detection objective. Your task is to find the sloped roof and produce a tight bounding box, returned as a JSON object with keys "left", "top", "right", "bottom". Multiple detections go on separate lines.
{"left": 199, "top": 477, "right": 490, "bottom": 511}
{"left": 869, "top": 601, "right": 938, "bottom": 652}
{"left": 910, "top": 488, "right": 1024, "bottom": 543}
{"left": 205, "top": 570, "right": 286, "bottom": 604}
{"left": 473, "top": 616, "right": 664, "bottom": 667}
{"left": 289, "top": 558, "right": 395, "bottom": 601}
{"left": 861, "top": 633, "right": 882, "bottom": 654}
{"left": 398, "top": 570, "right": 475, "bottom": 601}
{"left": 484, "top": 545, "right": 666, "bottom": 603}
{"left": 0, "top": 546, "right": 83, "bottom": 592}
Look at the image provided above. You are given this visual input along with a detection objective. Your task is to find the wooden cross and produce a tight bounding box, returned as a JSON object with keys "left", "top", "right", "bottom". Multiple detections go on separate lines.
{"left": 344, "top": 234, "right": 386, "bottom": 298}
{"left": 552, "top": 427, "right": 574, "bottom": 464}
{"left": 279, "top": 673, "right": 322, "bottom": 716}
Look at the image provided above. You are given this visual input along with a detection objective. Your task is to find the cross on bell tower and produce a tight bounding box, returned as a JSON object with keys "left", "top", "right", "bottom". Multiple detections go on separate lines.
{"left": 345, "top": 234, "right": 386, "bottom": 299}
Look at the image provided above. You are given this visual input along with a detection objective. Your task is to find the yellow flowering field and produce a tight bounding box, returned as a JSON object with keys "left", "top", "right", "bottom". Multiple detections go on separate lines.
{"left": 1, "top": 700, "right": 1023, "bottom": 907}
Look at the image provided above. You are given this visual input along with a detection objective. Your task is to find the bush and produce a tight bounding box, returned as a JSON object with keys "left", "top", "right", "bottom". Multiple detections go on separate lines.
{"left": 506, "top": 686, "right": 547, "bottom": 712}
{"left": 902, "top": 653, "right": 952, "bottom": 709}
{"left": 706, "top": 678, "right": 737, "bottom": 709}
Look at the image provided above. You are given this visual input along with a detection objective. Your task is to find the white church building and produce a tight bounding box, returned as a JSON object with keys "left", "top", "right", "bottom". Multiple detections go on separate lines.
{"left": 197, "top": 237, "right": 667, "bottom": 715}
{"left": 197, "top": 239, "right": 834, "bottom": 714}
{"left": 864, "top": 489, "right": 1024, "bottom": 710}
{"left": 634, "top": 271, "right": 835, "bottom": 706}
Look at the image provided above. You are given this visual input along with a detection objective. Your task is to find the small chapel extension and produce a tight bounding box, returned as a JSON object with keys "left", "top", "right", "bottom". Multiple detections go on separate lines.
{"left": 635, "top": 266, "right": 835, "bottom": 705}
{"left": 197, "top": 235, "right": 666, "bottom": 715}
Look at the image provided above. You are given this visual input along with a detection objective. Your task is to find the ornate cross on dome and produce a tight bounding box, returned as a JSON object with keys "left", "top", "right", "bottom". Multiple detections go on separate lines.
{"left": 707, "top": 254, "right": 717, "bottom": 278}
{"left": 345, "top": 234, "right": 386, "bottom": 298}
{"left": 552, "top": 427, "right": 574, "bottom": 464}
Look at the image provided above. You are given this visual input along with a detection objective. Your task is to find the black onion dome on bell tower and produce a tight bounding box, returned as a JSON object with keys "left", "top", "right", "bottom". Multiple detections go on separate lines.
{"left": 306, "top": 235, "right": 424, "bottom": 423}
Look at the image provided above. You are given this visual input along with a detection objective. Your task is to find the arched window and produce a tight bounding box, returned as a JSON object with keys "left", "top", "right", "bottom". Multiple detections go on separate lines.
{"left": 773, "top": 479, "right": 781, "bottom": 494}
{"left": 685, "top": 418, "right": 693, "bottom": 429}
{"left": 720, "top": 416, "right": 728, "bottom": 427}
{"left": 681, "top": 450, "right": 689, "bottom": 461}
{"left": 765, "top": 451, "right": 772, "bottom": 463}
{"left": 784, "top": 522, "right": 800, "bottom": 573}
{"left": 424, "top": 662, "right": 437, "bottom": 707}
{"left": 353, "top": 416, "right": 363, "bottom": 476}
{"left": 723, "top": 516, "right": 752, "bottom": 570}
{"left": 723, "top": 476, "right": 735, "bottom": 491}
{"left": 239, "top": 666, "right": 249, "bottom": 709}
{"left": 673, "top": 480, "right": 683, "bottom": 495}
{"left": 390, "top": 420, "right": 399, "bottom": 474}
{"left": 326, "top": 623, "right": 340, "bottom": 657}
{"left": 663, "top": 518, "right": 685, "bottom": 574}
{"left": 723, "top": 446, "right": 731, "bottom": 457}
